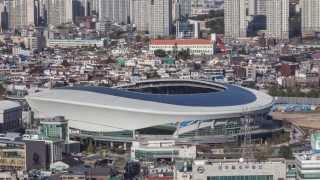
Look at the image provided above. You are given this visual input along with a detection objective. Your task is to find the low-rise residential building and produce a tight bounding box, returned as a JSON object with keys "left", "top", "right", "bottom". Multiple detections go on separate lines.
{"left": 0, "top": 134, "right": 47, "bottom": 171}
{"left": 47, "top": 39, "right": 105, "bottom": 48}
{"left": 150, "top": 39, "right": 214, "bottom": 55}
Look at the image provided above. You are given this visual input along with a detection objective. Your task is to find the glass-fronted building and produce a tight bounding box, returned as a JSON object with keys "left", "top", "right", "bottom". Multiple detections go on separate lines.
{"left": 39, "top": 116, "right": 68, "bottom": 142}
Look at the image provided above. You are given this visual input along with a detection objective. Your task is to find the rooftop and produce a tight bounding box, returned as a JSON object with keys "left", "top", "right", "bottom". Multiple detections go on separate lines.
{"left": 60, "top": 79, "right": 257, "bottom": 107}
{"left": 150, "top": 39, "right": 212, "bottom": 45}
{"left": 0, "top": 100, "right": 21, "bottom": 111}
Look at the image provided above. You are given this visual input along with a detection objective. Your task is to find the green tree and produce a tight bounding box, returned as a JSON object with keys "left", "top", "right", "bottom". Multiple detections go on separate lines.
{"left": 178, "top": 49, "right": 191, "bottom": 60}
{"left": 61, "top": 60, "right": 70, "bottom": 67}
{"left": 279, "top": 146, "right": 293, "bottom": 159}
{"left": 206, "top": 18, "right": 224, "bottom": 34}
{"left": 86, "top": 139, "right": 96, "bottom": 153}
{"left": 154, "top": 49, "right": 167, "bottom": 57}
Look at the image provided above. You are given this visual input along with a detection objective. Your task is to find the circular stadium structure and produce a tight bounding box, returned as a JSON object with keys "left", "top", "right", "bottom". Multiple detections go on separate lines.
{"left": 26, "top": 79, "right": 275, "bottom": 141}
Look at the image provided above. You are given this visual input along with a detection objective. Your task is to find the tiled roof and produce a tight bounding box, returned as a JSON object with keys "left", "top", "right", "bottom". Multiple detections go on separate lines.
{"left": 150, "top": 39, "right": 212, "bottom": 45}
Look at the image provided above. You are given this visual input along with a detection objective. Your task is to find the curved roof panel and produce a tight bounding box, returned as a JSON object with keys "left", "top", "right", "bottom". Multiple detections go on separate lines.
{"left": 60, "top": 81, "right": 257, "bottom": 107}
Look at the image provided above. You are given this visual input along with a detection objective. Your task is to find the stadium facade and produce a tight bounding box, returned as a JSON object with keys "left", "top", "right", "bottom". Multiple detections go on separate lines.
{"left": 26, "top": 79, "right": 275, "bottom": 141}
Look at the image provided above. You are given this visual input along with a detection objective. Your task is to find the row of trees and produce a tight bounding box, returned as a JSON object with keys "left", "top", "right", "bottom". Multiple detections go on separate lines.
{"left": 190, "top": 10, "right": 224, "bottom": 21}
{"left": 268, "top": 86, "right": 320, "bottom": 98}
{"left": 154, "top": 49, "right": 191, "bottom": 60}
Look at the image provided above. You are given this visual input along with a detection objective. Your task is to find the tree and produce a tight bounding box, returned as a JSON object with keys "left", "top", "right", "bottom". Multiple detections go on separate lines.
{"left": 279, "top": 145, "right": 293, "bottom": 159}
{"left": 154, "top": 49, "right": 167, "bottom": 57}
{"left": 136, "top": 35, "right": 142, "bottom": 42}
{"left": 178, "top": 49, "right": 191, "bottom": 60}
{"left": 61, "top": 60, "right": 70, "bottom": 67}
{"left": 0, "top": 84, "right": 6, "bottom": 97}
{"left": 255, "top": 149, "right": 268, "bottom": 161}
{"left": 206, "top": 18, "right": 224, "bottom": 34}
{"left": 86, "top": 139, "right": 96, "bottom": 153}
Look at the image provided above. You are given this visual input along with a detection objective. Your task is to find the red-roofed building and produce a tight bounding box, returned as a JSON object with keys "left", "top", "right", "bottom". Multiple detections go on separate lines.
{"left": 150, "top": 39, "right": 214, "bottom": 55}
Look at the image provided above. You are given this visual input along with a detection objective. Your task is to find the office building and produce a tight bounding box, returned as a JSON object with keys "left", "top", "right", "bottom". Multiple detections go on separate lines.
{"left": 98, "top": 0, "right": 130, "bottom": 24}
{"left": 131, "top": 140, "right": 197, "bottom": 161}
{"left": 191, "top": 0, "right": 223, "bottom": 16}
{"left": 96, "top": 20, "right": 112, "bottom": 35}
{"left": 192, "top": 159, "right": 287, "bottom": 180}
{"left": 0, "top": 1, "right": 9, "bottom": 31}
{"left": 301, "top": 0, "right": 320, "bottom": 37}
{"left": 0, "top": 134, "right": 47, "bottom": 171}
{"left": 130, "top": 0, "right": 173, "bottom": 37}
{"left": 224, "top": 0, "right": 247, "bottom": 39}
{"left": 247, "top": 0, "right": 267, "bottom": 35}
{"left": 266, "top": 0, "right": 289, "bottom": 40}
{"left": 130, "top": 0, "right": 149, "bottom": 32}
{"left": 295, "top": 152, "right": 320, "bottom": 180}
{"left": 0, "top": 100, "right": 22, "bottom": 132}
{"left": 72, "top": 0, "right": 86, "bottom": 19}
{"left": 311, "top": 133, "right": 320, "bottom": 153}
{"left": 22, "top": 134, "right": 64, "bottom": 167}
{"left": 74, "top": 0, "right": 100, "bottom": 17}
{"left": 0, "top": 0, "right": 7, "bottom": 30}
{"left": 87, "top": 0, "right": 99, "bottom": 15}
{"left": 149, "top": 0, "right": 173, "bottom": 38}
{"left": 7, "top": 0, "right": 35, "bottom": 29}
{"left": 44, "top": 0, "right": 73, "bottom": 26}
{"left": 39, "top": 116, "right": 69, "bottom": 142}
{"left": 176, "top": 20, "right": 200, "bottom": 39}
{"left": 248, "top": 0, "right": 267, "bottom": 16}
{"left": 173, "top": 0, "right": 192, "bottom": 20}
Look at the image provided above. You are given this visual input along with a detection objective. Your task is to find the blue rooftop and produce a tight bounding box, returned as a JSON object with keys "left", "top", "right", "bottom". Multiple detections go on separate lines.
{"left": 61, "top": 83, "right": 257, "bottom": 107}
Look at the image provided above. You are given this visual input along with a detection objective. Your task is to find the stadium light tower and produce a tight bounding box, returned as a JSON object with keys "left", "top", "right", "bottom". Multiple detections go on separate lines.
{"left": 241, "top": 107, "right": 254, "bottom": 160}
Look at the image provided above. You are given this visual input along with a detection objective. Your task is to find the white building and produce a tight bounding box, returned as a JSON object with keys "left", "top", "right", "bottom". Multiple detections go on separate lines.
{"left": 224, "top": 0, "right": 247, "bottom": 40}
{"left": 45, "top": 0, "right": 73, "bottom": 26}
{"left": 131, "top": 140, "right": 197, "bottom": 161}
{"left": 248, "top": 0, "right": 267, "bottom": 16}
{"left": 130, "top": 0, "right": 173, "bottom": 37}
{"left": 98, "top": 0, "right": 130, "bottom": 24}
{"left": 301, "top": 0, "right": 320, "bottom": 37}
{"left": 150, "top": 39, "right": 214, "bottom": 55}
{"left": 246, "top": 66, "right": 257, "bottom": 81}
{"left": 130, "top": 0, "right": 149, "bottom": 32}
{"left": 7, "top": 0, "right": 35, "bottom": 29}
{"left": 266, "top": 0, "right": 289, "bottom": 40}
{"left": 191, "top": 0, "right": 223, "bottom": 16}
{"left": 0, "top": 101, "right": 22, "bottom": 132}
{"left": 192, "top": 159, "right": 287, "bottom": 180}
{"left": 148, "top": 0, "right": 173, "bottom": 38}
{"left": 173, "top": 0, "right": 192, "bottom": 20}
{"left": 294, "top": 133, "right": 320, "bottom": 179}
{"left": 47, "top": 39, "right": 104, "bottom": 48}
{"left": 295, "top": 152, "right": 320, "bottom": 180}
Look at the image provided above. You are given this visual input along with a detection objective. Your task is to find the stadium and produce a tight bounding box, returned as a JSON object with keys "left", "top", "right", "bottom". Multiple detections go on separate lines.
{"left": 26, "top": 79, "right": 276, "bottom": 142}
